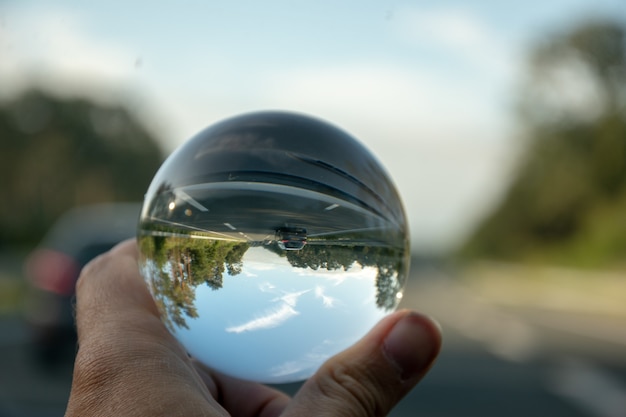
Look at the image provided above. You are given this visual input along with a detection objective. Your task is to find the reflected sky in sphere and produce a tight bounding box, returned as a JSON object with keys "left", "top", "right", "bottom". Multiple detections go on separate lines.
{"left": 138, "top": 111, "right": 409, "bottom": 383}
{"left": 174, "top": 247, "right": 388, "bottom": 382}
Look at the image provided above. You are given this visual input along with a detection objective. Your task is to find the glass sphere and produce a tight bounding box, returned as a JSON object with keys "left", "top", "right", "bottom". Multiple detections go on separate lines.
{"left": 138, "top": 111, "right": 409, "bottom": 384}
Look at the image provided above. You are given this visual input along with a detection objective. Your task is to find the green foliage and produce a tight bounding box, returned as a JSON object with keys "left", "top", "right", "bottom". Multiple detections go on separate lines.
{"left": 139, "top": 234, "right": 250, "bottom": 330}
{"left": 459, "top": 19, "right": 626, "bottom": 268}
{"left": 266, "top": 241, "right": 406, "bottom": 310}
{"left": 140, "top": 228, "right": 408, "bottom": 331}
{"left": 0, "top": 89, "right": 165, "bottom": 247}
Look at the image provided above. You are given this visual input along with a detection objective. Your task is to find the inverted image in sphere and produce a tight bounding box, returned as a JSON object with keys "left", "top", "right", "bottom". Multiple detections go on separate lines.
{"left": 138, "top": 111, "right": 409, "bottom": 383}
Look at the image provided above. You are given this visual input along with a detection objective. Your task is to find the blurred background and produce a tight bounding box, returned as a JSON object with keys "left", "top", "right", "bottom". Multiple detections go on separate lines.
{"left": 1, "top": 1, "right": 625, "bottom": 416}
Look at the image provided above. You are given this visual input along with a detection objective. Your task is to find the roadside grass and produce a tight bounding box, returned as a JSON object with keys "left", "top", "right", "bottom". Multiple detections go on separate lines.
{"left": 458, "top": 261, "right": 626, "bottom": 318}
{"left": 0, "top": 272, "right": 27, "bottom": 315}
{"left": 0, "top": 250, "right": 29, "bottom": 316}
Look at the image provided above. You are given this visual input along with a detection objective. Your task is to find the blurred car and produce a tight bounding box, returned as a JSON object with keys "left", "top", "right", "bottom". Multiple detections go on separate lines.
{"left": 23, "top": 202, "right": 141, "bottom": 365}
{"left": 275, "top": 227, "right": 307, "bottom": 251}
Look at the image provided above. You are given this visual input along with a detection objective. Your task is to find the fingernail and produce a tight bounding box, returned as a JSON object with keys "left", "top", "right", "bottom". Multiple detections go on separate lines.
{"left": 382, "top": 312, "right": 441, "bottom": 381}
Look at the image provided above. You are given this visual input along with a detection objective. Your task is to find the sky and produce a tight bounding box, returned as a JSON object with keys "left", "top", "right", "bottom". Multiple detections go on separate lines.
{"left": 175, "top": 246, "right": 387, "bottom": 383}
{"left": 2, "top": 0, "right": 625, "bottom": 252}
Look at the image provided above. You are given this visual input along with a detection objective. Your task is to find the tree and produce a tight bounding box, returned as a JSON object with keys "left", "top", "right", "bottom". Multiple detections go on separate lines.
{"left": 459, "top": 19, "right": 626, "bottom": 267}
{"left": 265, "top": 241, "right": 406, "bottom": 310}
{"left": 139, "top": 233, "right": 249, "bottom": 331}
{"left": 0, "top": 89, "right": 165, "bottom": 247}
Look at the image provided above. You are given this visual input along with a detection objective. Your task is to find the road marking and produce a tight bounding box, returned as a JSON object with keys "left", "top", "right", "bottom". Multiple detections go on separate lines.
{"left": 224, "top": 222, "right": 237, "bottom": 230}
{"left": 177, "top": 190, "right": 209, "bottom": 212}
{"left": 526, "top": 313, "right": 626, "bottom": 347}
{"left": 147, "top": 218, "right": 242, "bottom": 241}
{"left": 548, "top": 358, "right": 626, "bottom": 417}
{"left": 324, "top": 203, "right": 339, "bottom": 211}
{"left": 408, "top": 271, "right": 539, "bottom": 362}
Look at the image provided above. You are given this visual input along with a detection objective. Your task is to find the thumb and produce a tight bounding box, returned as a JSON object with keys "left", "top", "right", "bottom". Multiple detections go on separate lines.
{"left": 283, "top": 310, "right": 441, "bottom": 417}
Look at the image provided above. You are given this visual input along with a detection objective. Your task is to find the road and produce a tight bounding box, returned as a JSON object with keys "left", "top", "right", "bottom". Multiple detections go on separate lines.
{"left": 1, "top": 261, "right": 625, "bottom": 416}
{"left": 147, "top": 182, "right": 405, "bottom": 247}
{"left": 393, "top": 264, "right": 626, "bottom": 417}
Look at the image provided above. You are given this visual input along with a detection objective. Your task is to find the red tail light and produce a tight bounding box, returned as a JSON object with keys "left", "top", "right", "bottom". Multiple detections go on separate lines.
{"left": 24, "top": 249, "right": 79, "bottom": 296}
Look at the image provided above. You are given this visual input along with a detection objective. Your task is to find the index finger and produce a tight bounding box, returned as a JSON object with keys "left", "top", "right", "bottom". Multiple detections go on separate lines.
{"left": 75, "top": 238, "right": 165, "bottom": 341}
{"left": 69, "top": 241, "right": 227, "bottom": 416}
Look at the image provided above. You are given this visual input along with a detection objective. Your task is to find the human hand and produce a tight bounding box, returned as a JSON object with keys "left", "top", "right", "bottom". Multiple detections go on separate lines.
{"left": 65, "top": 239, "right": 441, "bottom": 417}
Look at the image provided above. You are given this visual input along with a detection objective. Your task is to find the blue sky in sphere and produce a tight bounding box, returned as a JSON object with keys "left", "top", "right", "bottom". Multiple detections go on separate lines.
{"left": 172, "top": 247, "right": 386, "bottom": 383}
{"left": 1, "top": 0, "right": 625, "bottom": 251}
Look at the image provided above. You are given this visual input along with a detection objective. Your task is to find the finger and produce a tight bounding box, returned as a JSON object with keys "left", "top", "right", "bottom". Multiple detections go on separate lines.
{"left": 109, "top": 236, "right": 140, "bottom": 258}
{"left": 193, "top": 360, "right": 291, "bottom": 417}
{"left": 283, "top": 309, "right": 441, "bottom": 417}
{"left": 68, "top": 239, "right": 226, "bottom": 417}
{"left": 74, "top": 238, "right": 165, "bottom": 340}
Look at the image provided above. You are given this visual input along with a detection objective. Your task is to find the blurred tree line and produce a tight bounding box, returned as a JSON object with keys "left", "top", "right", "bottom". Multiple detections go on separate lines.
{"left": 460, "top": 18, "right": 626, "bottom": 268}
{"left": 0, "top": 90, "right": 165, "bottom": 249}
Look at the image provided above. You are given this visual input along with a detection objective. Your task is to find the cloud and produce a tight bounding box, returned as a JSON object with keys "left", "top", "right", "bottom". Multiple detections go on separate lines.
{"left": 225, "top": 303, "right": 299, "bottom": 334}
{"left": 0, "top": 8, "right": 138, "bottom": 98}
{"left": 265, "top": 62, "right": 511, "bottom": 155}
{"left": 314, "top": 286, "right": 336, "bottom": 308}
{"left": 259, "top": 8, "right": 518, "bottom": 148}
{"left": 296, "top": 265, "right": 375, "bottom": 286}
{"left": 393, "top": 6, "right": 518, "bottom": 80}
{"left": 273, "top": 289, "right": 311, "bottom": 307}
{"left": 226, "top": 289, "right": 309, "bottom": 333}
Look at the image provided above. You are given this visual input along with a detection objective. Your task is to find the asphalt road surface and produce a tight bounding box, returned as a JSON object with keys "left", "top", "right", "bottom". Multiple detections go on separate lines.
{"left": 1, "top": 262, "right": 625, "bottom": 416}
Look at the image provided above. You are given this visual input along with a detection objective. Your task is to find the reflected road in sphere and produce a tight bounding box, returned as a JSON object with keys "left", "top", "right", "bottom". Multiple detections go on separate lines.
{"left": 145, "top": 181, "right": 402, "bottom": 245}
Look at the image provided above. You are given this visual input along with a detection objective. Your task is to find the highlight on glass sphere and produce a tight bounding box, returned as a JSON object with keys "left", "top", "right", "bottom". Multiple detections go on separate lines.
{"left": 137, "top": 111, "right": 410, "bottom": 384}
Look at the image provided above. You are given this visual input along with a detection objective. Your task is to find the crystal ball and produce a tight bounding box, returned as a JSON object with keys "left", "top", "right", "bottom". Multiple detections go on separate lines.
{"left": 137, "top": 111, "right": 409, "bottom": 383}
